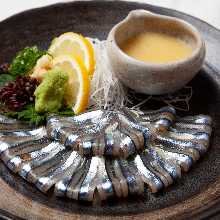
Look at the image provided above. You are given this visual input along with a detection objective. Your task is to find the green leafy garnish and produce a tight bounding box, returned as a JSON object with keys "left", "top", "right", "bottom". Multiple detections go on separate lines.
{"left": 56, "top": 108, "right": 76, "bottom": 117}
{"left": 5, "top": 104, "right": 75, "bottom": 126}
{"left": 0, "top": 74, "right": 15, "bottom": 88}
{"left": 9, "top": 46, "right": 47, "bottom": 76}
{"left": 5, "top": 104, "right": 46, "bottom": 125}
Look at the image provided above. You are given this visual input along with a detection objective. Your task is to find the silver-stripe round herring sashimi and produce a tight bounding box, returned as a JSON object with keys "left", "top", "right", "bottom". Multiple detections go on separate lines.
{"left": 0, "top": 108, "right": 213, "bottom": 202}
{"left": 47, "top": 107, "right": 177, "bottom": 158}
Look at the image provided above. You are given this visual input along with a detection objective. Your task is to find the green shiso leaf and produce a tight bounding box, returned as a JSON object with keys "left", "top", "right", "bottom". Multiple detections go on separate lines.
{"left": 5, "top": 104, "right": 46, "bottom": 126}
{"left": 9, "top": 46, "right": 47, "bottom": 76}
{"left": 0, "top": 74, "right": 15, "bottom": 88}
{"left": 5, "top": 104, "right": 75, "bottom": 126}
{"left": 57, "top": 108, "right": 75, "bottom": 117}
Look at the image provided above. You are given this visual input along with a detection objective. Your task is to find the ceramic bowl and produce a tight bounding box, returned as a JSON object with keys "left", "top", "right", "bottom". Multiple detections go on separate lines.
{"left": 107, "top": 9, "right": 206, "bottom": 95}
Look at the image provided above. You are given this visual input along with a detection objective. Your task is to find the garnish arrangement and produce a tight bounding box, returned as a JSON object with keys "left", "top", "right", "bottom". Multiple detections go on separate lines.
{"left": 0, "top": 10, "right": 213, "bottom": 204}
{"left": 0, "top": 32, "right": 193, "bottom": 125}
{"left": 0, "top": 33, "right": 95, "bottom": 124}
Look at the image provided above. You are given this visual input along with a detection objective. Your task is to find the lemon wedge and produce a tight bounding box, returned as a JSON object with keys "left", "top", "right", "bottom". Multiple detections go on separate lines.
{"left": 53, "top": 55, "right": 90, "bottom": 114}
{"left": 49, "top": 32, "right": 95, "bottom": 76}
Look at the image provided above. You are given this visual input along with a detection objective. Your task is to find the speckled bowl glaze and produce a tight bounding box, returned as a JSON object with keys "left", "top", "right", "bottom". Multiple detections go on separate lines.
{"left": 107, "top": 9, "right": 206, "bottom": 95}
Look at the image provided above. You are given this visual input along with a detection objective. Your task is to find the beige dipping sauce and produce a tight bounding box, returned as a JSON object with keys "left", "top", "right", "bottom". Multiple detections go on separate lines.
{"left": 121, "top": 32, "right": 193, "bottom": 64}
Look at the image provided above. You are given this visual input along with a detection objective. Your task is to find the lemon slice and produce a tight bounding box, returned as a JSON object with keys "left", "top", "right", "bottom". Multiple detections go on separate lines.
{"left": 53, "top": 55, "right": 90, "bottom": 114}
{"left": 49, "top": 32, "right": 95, "bottom": 76}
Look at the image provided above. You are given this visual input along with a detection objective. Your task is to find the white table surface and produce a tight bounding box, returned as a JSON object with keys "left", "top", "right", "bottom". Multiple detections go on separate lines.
{"left": 0, "top": 0, "right": 220, "bottom": 30}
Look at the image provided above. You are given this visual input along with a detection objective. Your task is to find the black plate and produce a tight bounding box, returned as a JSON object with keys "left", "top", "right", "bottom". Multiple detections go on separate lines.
{"left": 0, "top": 1, "right": 220, "bottom": 219}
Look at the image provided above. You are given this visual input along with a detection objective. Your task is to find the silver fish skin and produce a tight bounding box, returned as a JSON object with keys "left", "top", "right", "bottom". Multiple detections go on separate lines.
{"left": 46, "top": 107, "right": 177, "bottom": 158}
{"left": 172, "top": 114, "right": 212, "bottom": 136}
{"left": 156, "top": 135, "right": 206, "bottom": 155}
{"left": 78, "top": 157, "right": 114, "bottom": 202}
{"left": 120, "top": 123, "right": 145, "bottom": 152}
{"left": 47, "top": 112, "right": 123, "bottom": 157}
{"left": 0, "top": 107, "right": 213, "bottom": 202}
{"left": 6, "top": 138, "right": 50, "bottom": 173}
{"left": 0, "top": 127, "right": 47, "bottom": 166}
{"left": 0, "top": 127, "right": 45, "bottom": 139}
{"left": 105, "top": 159, "right": 128, "bottom": 198}
{"left": 172, "top": 123, "right": 212, "bottom": 136}
{"left": 147, "top": 146, "right": 181, "bottom": 180}
{"left": 65, "top": 159, "right": 91, "bottom": 200}
{"left": 167, "top": 130, "right": 210, "bottom": 143}
{"left": 154, "top": 134, "right": 200, "bottom": 162}
{"left": 0, "top": 124, "right": 46, "bottom": 138}
{"left": 46, "top": 110, "right": 107, "bottom": 140}
{"left": 0, "top": 127, "right": 46, "bottom": 147}
{"left": 134, "top": 155, "right": 163, "bottom": 193}
{"left": 167, "top": 130, "right": 210, "bottom": 155}
{"left": 118, "top": 114, "right": 150, "bottom": 148}
{"left": 176, "top": 115, "right": 212, "bottom": 126}
{"left": 123, "top": 106, "right": 176, "bottom": 130}
{"left": 54, "top": 177, "right": 70, "bottom": 197}
{"left": 23, "top": 146, "right": 72, "bottom": 185}
{"left": 47, "top": 111, "right": 115, "bottom": 155}
{"left": 18, "top": 142, "right": 65, "bottom": 178}
{"left": 0, "top": 114, "right": 33, "bottom": 131}
{"left": 165, "top": 114, "right": 213, "bottom": 155}
{"left": 117, "top": 159, "right": 144, "bottom": 195}
{"left": 104, "top": 129, "right": 136, "bottom": 158}
{"left": 153, "top": 146, "right": 193, "bottom": 172}
{"left": 54, "top": 157, "right": 87, "bottom": 197}
{"left": 35, "top": 151, "right": 83, "bottom": 193}
{"left": 139, "top": 150, "right": 170, "bottom": 187}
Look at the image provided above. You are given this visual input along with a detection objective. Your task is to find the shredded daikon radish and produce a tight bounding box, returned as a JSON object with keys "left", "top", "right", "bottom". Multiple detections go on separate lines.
{"left": 87, "top": 38, "right": 192, "bottom": 112}
{"left": 88, "top": 38, "right": 129, "bottom": 110}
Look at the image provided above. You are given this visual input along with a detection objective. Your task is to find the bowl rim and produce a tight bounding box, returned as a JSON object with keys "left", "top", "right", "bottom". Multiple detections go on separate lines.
{"left": 108, "top": 9, "right": 206, "bottom": 69}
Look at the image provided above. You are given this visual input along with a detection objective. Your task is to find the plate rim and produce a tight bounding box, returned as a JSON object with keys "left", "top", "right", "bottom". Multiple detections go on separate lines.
{"left": 0, "top": 0, "right": 220, "bottom": 33}
{"left": 0, "top": 1, "right": 220, "bottom": 219}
